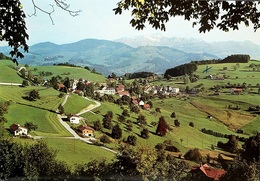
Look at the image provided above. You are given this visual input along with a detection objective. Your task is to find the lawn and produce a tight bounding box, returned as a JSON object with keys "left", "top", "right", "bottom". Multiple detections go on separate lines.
{"left": 43, "top": 138, "right": 116, "bottom": 166}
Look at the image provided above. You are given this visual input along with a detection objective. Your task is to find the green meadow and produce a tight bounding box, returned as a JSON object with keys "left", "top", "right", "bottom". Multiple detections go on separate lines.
{"left": 63, "top": 94, "right": 93, "bottom": 114}
{"left": 0, "top": 60, "right": 24, "bottom": 83}
{"left": 43, "top": 138, "right": 115, "bottom": 166}
{"left": 1, "top": 59, "right": 259, "bottom": 166}
{"left": 30, "top": 65, "right": 106, "bottom": 83}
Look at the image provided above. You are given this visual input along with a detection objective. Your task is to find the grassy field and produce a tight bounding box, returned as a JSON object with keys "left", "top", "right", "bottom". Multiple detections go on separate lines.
{"left": 63, "top": 94, "right": 93, "bottom": 114}
{"left": 0, "top": 60, "right": 24, "bottom": 83}
{"left": 30, "top": 65, "right": 106, "bottom": 83}
{"left": 1, "top": 86, "right": 71, "bottom": 137}
{"left": 1, "top": 59, "right": 259, "bottom": 166}
{"left": 43, "top": 138, "right": 115, "bottom": 166}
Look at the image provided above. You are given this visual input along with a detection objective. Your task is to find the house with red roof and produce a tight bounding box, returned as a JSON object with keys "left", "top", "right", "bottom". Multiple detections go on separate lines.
{"left": 117, "top": 91, "right": 130, "bottom": 97}
{"left": 77, "top": 125, "right": 94, "bottom": 137}
{"left": 143, "top": 104, "right": 151, "bottom": 110}
{"left": 10, "top": 124, "right": 28, "bottom": 136}
{"left": 190, "top": 163, "right": 226, "bottom": 181}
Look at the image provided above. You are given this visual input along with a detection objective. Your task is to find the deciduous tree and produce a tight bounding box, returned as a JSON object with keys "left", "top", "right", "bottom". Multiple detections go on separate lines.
{"left": 114, "top": 1, "right": 260, "bottom": 33}
{"left": 111, "top": 124, "right": 122, "bottom": 139}
{"left": 156, "top": 116, "right": 168, "bottom": 136}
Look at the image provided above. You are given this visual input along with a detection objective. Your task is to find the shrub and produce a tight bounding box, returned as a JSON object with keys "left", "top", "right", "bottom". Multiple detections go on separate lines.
{"left": 126, "top": 135, "right": 137, "bottom": 146}
{"left": 189, "top": 122, "right": 194, "bottom": 127}
{"left": 140, "top": 128, "right": 149, "bottom": 139}
{"left": 165, "top": 145, "right": 180, "bottom": 152}
{"left": 100, "top": 135, "right": 111, "bottom": 144}
{"left": 184, "top": 148, "right": 205, "bottom": 163}
{"left": 155, "top": 143, "right": 165, "bottom": 151}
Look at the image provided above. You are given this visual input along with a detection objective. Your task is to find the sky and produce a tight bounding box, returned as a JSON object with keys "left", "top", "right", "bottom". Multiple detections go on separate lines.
{"left": 7, "top": 0, "right": 260, "bottom": 46}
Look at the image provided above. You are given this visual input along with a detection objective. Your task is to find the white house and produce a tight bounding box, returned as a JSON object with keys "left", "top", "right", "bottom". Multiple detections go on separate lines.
{"left": 94, "top": 86, "right": 116, "bottom": 96}
{"left": 139, "top": 100, "right": 144, "bottom": 106}
{"left": 172, "top": 88, "right": 180, "bottom": 94}
{"left": 68, "top": 114, "right": 81, "bottom": 124}
{"left": 10, "top": 124, "right": 28, "bottom": 136}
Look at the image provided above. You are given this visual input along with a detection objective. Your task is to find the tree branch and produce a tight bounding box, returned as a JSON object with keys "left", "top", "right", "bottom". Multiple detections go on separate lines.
{"left": 29, "top": 0, "right": 81, "bottom": 25}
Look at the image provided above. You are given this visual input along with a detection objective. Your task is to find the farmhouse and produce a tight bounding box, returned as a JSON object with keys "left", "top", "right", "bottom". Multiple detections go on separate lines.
{"left": 77, "top": 125, "right": 94, "bottom": 137}
{"left": 9, "top": 124, "right": 28, "bottom": 136}
{"left": 190, "top": 164, "right": 226, "bottom": 181}
{"left": 67, "top": 114, "right": 81, "bottom": 124}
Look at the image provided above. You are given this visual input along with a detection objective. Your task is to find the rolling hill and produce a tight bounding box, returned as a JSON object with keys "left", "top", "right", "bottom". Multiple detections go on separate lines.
{"left": 0, "top": 39, "right": 218, "bottom": 76}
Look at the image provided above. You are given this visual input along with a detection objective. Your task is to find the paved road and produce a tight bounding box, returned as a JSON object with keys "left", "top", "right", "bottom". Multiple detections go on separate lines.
{"left": 0, "top": 81, "right": 117, "bottom": 153}
{"left": 57, "top": 94, "right": 94, "bottom": 143}
{"left": 0, "top": 82, "right": 22, "bottom": 86}
{"left": 57, "top": 94, "right": 117, "bottom": 153}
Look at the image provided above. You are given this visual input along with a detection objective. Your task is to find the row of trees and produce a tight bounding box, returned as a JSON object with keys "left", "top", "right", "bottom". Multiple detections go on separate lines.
{"left": 164, "top": 63, "right": 198, "bottom": 78}
{"left": 2, "top": 137, "right": 258, "bottom": 181}
{"left": 220, "top": 54, "right": 250, "bottom": 63}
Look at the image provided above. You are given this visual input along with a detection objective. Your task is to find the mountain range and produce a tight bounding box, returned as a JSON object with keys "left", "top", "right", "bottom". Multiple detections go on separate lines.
{"left": 0, "top": 35, "right": 259, "bottom": 76}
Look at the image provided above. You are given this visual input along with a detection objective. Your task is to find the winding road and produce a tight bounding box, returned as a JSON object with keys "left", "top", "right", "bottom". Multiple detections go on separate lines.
{"left": 0, "top": 82, "right": 117, "bottom": 154}
{"left": 57, "top": 94, "right": 117, "bottom": 154}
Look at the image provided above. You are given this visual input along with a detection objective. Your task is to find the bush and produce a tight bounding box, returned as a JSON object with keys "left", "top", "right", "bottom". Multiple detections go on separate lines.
{"left": 155, "top": 143, "right": 165, "bottom": 151}
{"left": 100, "top": 135, "right": 111, "bottom": 144}
{"left": 184, "top": 148, "right": 205, "bottom": 163}
{"left": 165, "top": 145, "right": 180, "bottom": 152}
{"left": 126, "top": 135, "right": 137, "bottom": 146}
{"left": 189, "top": 122, "right": 194, "bottom": 127}
{"left": 140, "top": 128, "right": 149, "bottom": 139}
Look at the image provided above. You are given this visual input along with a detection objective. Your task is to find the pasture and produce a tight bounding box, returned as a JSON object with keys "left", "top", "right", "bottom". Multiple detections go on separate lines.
{"left": 30, "top": 65, "right": 106, "bottom": 83}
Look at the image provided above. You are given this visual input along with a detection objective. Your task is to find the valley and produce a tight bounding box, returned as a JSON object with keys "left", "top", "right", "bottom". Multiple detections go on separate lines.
{"left": 0, "top": 58, "right": 259, "bottom": 180}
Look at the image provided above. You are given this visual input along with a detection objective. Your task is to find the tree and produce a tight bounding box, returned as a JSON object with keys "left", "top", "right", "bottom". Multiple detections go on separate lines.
{"left": 242, "top": 133, "right": 260, "bottom": 162}
{"left": 130, "top": 104, "right": 140, "bottom": 114}
{"left": 27, "top": 89, "right": 40, "bottom": 101}
{"left": 122, "top": 109, "right": 130, "bottom": 117}
{"left": 170, "top": 112, "right": 176, "bottom": 118}
{"left": 93, "top": 120, "right": 103, "bottom": 131}
{"left": 20, "top": 68, "right": 26, "bottom": 78}
{"left": 184, "top": 148, "right": 205, "bottom": 163}
{"left": 155, "top": 107, "right": 161, "bottom": 113}
{"left": 189, "top": 122, "right": 194, "bottom": 127}
{"left": 24, "top": 122, "right": 38, "bottom": 132}
{"left": 22, "top": 80, "right": 29, "bottom": 87}
{"left": 102, "top": 115, "right": 112, "bottom": 130}
{"left": 0, "top": 139, "right": 71, "bottom": 180}
{"left": 219, "top": 159, "right": 260, "bottom": 181}
{"left": 100, "top": 135, "right": 111, "bottom": 144}
{"left": 58, "top": 104, "right": 64, "bottom": 114}
{"left": 126, "top": 119, "right": 133, "bottom": 132}
{"left": 117, "top": 114, "right": 126, "bottom": 123}
{"left": 114, "top": 1, "right": 260, "bottom": 33}
{"left": 140, "top": 128, "right": 149, "bottom": 139}
{"left": 111, "top": 124, "right": 122, "bottom": 139}
{"left": 126, "top": 135, "right": 137, "bottom": 146}
{"left": 63, "top": 77, "right": 70, "bottom": 89}
{"left": 156, "top": 116, "right": 168, "bottom": 136}
{"left": 137, "top": 114, "right": 147, "bottom": 126}
{"left": 0, "top": 0, "right": 28, "bottom": 64}
{"left": 174, "top": 119, "right": 180, "bottom": 127}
